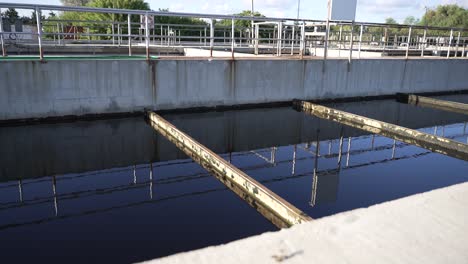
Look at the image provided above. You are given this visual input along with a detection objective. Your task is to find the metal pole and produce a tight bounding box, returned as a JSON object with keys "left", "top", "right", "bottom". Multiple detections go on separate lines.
{"left": 210, "top": 19, "right": 214, "bottom": 57}
{"left": 277, "top": 22, "right": 282, "bottom": 56}
{"left": 291, "top": 25, "right": 295, "bottom": 55}
{"left": 455, "top": 31, "right": 461, "bottom": 58}
{"left": 300, "top": 21, "right": 305, "bottom": 59}
{"left": 338, "top": 25, "right": 343, "bottom": 57}
{"left": 254, "top": 24, "right": 259, "bottom": 55}
{"left": 128, "top": 14, "right": 132, "bottom": 56}
{"left": 35, "top": 7, "right": 43, "bottom": 60}
{"left": 117, "top": 24, "right": 121, "bottom": 46}
{"left": 358, "top": 24, "right": 363, "bottom": 59}
{"left": 251, "top": 0, "right": 254, "bottom": 45}
{"left": 56, "top": 22, "right": 61, "bottom": 46}
{"left": 447, "top": 29, "right": 453, "bottom": 58}
{"left": 0, "top": 8, "right": 6, "bottom": 57}
{"left": 324, "top": 0, "right": 331, "bottom": 60}
{"left": 112, "top": 21, "right": 115, "bottom": 45}
{"left": 421, "top": 28, "right": 427, "bottom": 57}
{"left": 348, "top": 21, "right": 354, "bottom": 64}
{"left": 297, "top": 0, "right": 301, "bottom": 19}
{"left": 204, "top": 27, "right": 207, "bottom": 46}
{"left": 231, "top": 18, "right": 235, "bottom": 59}
{"left": 405, "top": 26, "right": 412, "bottom": 59}
{"left": 145, "top": 13, "right": 150, "bottom": 60}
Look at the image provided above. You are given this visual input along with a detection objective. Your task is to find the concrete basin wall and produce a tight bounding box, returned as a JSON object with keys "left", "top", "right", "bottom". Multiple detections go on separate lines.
{"left": 1, "top": 58, "right": 468, "bottom": 120}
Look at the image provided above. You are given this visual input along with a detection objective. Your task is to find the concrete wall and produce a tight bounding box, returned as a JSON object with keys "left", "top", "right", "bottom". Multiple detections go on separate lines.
{"left": 1, "top": 58, "right": 468, "bottom": 120}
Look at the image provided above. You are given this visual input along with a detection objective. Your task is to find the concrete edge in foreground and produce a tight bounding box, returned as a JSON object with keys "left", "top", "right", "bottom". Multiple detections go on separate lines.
{"left": 142, "top": 182, "right": 468, "bottom": 264}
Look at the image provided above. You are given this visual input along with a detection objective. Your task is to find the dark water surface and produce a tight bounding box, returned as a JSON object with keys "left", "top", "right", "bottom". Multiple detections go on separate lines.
{"left": 1, "top": 98, "right": 467, "bottom": 263}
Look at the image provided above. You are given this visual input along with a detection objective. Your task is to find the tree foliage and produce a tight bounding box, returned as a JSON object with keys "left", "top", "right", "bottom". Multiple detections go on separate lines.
{"left": 218, "top": 10, "right": 265, "bottom": 29}
{"left": 420, "top": 4, "right": 468, "bottom": 28}
{"left": 60, "top": 0, "right": 91, "bottom": 6}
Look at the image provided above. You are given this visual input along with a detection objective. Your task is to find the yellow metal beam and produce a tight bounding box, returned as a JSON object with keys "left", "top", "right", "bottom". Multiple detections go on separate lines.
{"left": 146, "top": 111, "right": 312, "bottom": 228}
{"left": 294, "top": 100, "right": 468, "bottom": 161}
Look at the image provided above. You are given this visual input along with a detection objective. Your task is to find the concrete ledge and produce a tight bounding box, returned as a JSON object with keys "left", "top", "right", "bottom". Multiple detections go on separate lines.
{"left": 144, "top": 182, "right": 468, "bottom": 264}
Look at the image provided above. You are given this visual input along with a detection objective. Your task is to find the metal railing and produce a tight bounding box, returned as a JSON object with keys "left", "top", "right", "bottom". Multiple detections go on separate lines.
{"left": 0, "top": 2, "right": 467, "bottom": 60}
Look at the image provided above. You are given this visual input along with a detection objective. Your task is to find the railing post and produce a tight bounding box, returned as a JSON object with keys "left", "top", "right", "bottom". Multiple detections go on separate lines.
{"left": 421, "top": 28, "right": 427, "bottom": 57}
{"left": 405, "top": 26, "right": 412, "bottom": 59}
{"left": 455, "top": 31, "right": 461, "bottom": 58}
{"left": 277, "top": 21, "right": 282, "bottom": 56}
{"left": 348, "top": 21, "right": 354, "bottom": 64}
{"left": 35, "top": 7, "right": 44, "bottom": 60}
{"left": 112, "top": 21, "right": 115, "bottom": 45}
{"left": 127, "top": 14, "right": 132, "bottom": 56}
{"left": 145, "top": 13, "right": 150, "bottom": 60}
{"left": 0, "top": 8, "right": 6, "bottom": 57}
{"left": 209, "top": 19, "right": 214, "bottom": 57}
{"left": 290, "top": 24, "right": 295, "bottom": 55}
{"left": 358, "top": 24, "right": 363, "bottom": 59}
{"left": 231, "top": 18, "right": 235, "bottom": 59}
{"left": 447, "top": 29, "right": 453, "bottom": 58}
{"left": 254, "top": 24, "right": 259, "bottom": 55}
{"left": 300, "top": 21, "right": 305, "bottom": 59}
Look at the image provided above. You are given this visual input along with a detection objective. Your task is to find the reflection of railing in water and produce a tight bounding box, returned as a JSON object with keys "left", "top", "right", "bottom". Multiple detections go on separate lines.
{"left": 1, "top": 123, "right": 466, "bottom": 231}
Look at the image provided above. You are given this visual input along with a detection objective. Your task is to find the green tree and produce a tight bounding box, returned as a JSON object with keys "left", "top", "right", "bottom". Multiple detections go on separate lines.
{"left": 403, "top": 16, "right": 419, "bottom": 25}
{"left": 385, "top": 17, "right": 397, "bottom": 24}
{"left": 3, "top": 8, "right": 19, "bottom": 23}
{"left": 420, "top": 4, "right": 468, "bottom": 28}
{"left": 218, "top": 10, "right": 265, "bottom": 29}
{"left": 60, "top": 0, "right": 91, "bottom": 6}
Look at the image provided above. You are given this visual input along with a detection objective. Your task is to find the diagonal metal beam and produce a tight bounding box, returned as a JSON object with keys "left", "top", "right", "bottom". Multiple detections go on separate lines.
{"left": 146, "top": 111, "right": 312, "bottom": 228}
{"left": 293, "top": 100, "right": 468, "bottom": 161}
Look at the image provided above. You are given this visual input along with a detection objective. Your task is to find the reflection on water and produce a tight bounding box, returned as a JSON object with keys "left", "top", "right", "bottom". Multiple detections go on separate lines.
{"left": 0, "top": 98, "right": 468, "bottom": 263}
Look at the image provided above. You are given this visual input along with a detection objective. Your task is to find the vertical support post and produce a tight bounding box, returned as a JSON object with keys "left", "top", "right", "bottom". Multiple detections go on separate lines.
{"left": 209, "top": 19, "right": 214, "bottom": 57}
{"left": 204, "top": 27, "right": 207, "bottom": 46}
{"left": 35, "top": 7, "right": 44, "bottom": 60}
{"left": 455, "top": 31, "right": 461, "bottom": 58}
{"left": 56, "top": 22, "right": 61, "bottom": 46}
{"left": 112, "top": 21, "right": 115, "bottom": 46}
{"left": 291, "top": 25, "right": 295, "bottom": 55}
{"left": 117, "top": 24, "right": 121, "bottom": 46}
{"left": 52, "top": 176, "right": 58, "bottom": 216}
{"left": 0, "top": 8, "right": 6, "bottom": 57}
{"left": 447, "top": 29, "right": 453, "bottom": 58}
{"left": 405, "top": 26, "right": 412, "bottom": 59}
{"left": 128, "top": 14, "right": 132, "bottom": 56}
{"left": 358, "top": 24, "right": 363, "bottom": 59}
{"left": 145, "top": 13, "right": 150, "bottom": 60}
{"left": 231, "top": 18, "right": 235, "bottom": 59}
{"left": 254, "top": 24, "right": 259, "bottom": 55}
{"left": 338, "top": 24, "right": 343, "bottom": 57}
{"left": 133, "top": 165, "right": 137, "bottom": 184}
{"left": 348, "top": 21, "right": 354, "bottom": 64}
{"left": 300, "top": 21, "right": 305, "bottom": 59}
{"left": 277, "top": 21, "right": 283, "bottom": 56}
{"left": 324, "top": 0, "right": 331, "bottom": 61}
{"left": 391, "top": 139, "right": 397, "bottom": 159}
{"left": 421, "top": 28, "right": 427, "bottom": 57}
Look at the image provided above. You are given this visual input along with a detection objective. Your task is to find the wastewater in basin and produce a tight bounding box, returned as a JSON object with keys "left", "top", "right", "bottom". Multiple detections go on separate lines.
{"left": 0, "top": 97, "right": 467, "bottom": 263}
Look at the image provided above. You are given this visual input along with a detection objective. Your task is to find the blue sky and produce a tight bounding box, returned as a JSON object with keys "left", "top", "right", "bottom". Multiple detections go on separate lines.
{"left": 2, "top": 0, "right": 468, "bottom": 23}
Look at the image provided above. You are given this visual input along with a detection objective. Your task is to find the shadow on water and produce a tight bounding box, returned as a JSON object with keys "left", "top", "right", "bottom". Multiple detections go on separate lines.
{"left": 0, "top": 97, "right": 467, "bottom": 263}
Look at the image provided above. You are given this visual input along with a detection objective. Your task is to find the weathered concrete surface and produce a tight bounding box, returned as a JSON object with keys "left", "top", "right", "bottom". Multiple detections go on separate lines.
{"left": 143, "top": 181, "right": 468, "bottom": 264}
{"left": 1, "top": 58, "right": 468, "bottom": 120}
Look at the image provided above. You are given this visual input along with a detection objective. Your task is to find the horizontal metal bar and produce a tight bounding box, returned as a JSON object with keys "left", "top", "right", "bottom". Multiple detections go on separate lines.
{"left": 293, "top": 100, "right": 468, "bottom": 161}
{"left": 146, "top": 111, "right": 312, "bottom": 228}
{"left": 397, "top": 93, "right": 468, "bottom": 116}
{"left": 0, "top": 2, "right": 465, "bottom": 31}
